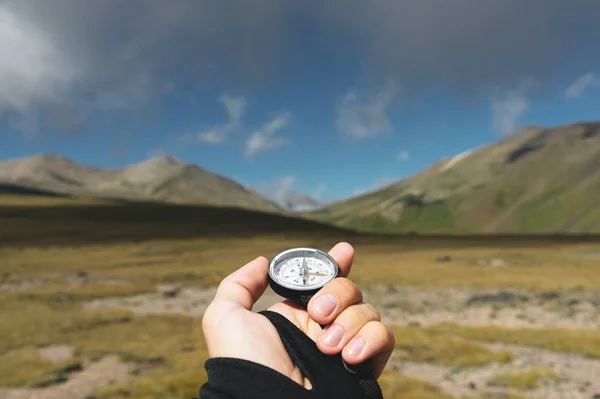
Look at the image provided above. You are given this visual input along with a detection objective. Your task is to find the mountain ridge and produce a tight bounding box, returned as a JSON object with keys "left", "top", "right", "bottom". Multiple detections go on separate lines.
{"left": 306, "top": 120, "right": 600, "bottom": 234}
{"left": 0, "top": 153, "right": 282, "bottom": 213}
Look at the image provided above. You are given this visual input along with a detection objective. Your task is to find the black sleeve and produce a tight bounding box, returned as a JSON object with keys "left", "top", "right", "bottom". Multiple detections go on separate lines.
{"left": 194, "top": 310, "right": 384, "bottom": 399}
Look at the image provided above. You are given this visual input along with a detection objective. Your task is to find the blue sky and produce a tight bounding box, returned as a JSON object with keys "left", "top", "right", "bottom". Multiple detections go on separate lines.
{"left": 1, "top": 1, "right": 600, "bottom": 203}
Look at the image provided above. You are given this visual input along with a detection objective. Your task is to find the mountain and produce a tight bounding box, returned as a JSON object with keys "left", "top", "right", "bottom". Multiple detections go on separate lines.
{"left": 307, "top": 120, "right": 600, "bottom": 234}
{"left": 249, "top": 179, "right": 322, "bottom": 213}
{"left": 280, "top": 192, "right": 322, "bottom": 212}
{"left": 252, "top": 188, "right": 322, "bottom": 212}
{"left": 0, "top": 154, "right": 281, "bottom": 213}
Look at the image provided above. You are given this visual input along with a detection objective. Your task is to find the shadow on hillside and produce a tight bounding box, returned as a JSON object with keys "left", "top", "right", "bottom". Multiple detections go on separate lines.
{"left": 0, "top": 201, "right": 357, "bottom": 248}
{"left": 3, "top": 197, "right": 600, "bottom": 248}
{"left": 0, "top": 183, "right": 70, "bottom": 197}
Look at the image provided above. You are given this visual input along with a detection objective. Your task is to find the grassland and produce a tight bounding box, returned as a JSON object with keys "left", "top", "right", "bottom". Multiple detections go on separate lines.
{"left": 2, "top": 194, "right": 600, "bottom": 398}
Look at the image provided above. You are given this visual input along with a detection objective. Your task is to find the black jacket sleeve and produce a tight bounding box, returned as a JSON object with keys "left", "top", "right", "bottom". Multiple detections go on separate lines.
{"left": 194, "top": 310, "right": 384, "bottom": 399}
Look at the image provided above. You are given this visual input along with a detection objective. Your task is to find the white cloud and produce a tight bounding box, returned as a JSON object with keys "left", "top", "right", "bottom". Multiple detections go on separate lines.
{"left": 219, "top": 92, "right": 247, "bottom": 125}
{"left": 197, "top": 130, "right": 227, "bottom": 144}
{"left": 397, "top": 149, "right": 410, "bottom": 162}
{"left": 0, "top": 5, "right": 78, "bottom": 135}
{"left": 181, "top": 92, "right": 247, "bottom": 145}
{"left": 1, "top": 1, "right": 600, "bottom": 138}
{"left": 270, "top": 176, "right": 296, "bottom": 204}
{"left": 312, "top": 183, "right": 327, "bottom": 200}
{"left": 491, "top": 78, "right": 538, "bottom": 136}
{"left": 253, "top": 176, "right": 322, "bottom": 211}
{"left": 335, "top": 82, "right": 397, "bottom": 139}
{"left": 565, "top": 73, "right": 599, "bottom": 99}
{"left": 0, "top": 7, "right": 75, "bottom": 111}
{"left": 244, "top": 112, "right": 291, "bottom": 158}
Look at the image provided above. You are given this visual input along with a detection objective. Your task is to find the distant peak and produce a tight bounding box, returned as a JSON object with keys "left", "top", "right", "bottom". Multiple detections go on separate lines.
{"left": 32, "top": 153, "right": 71, "bottom": 162}
{"left": 143, "top": 154, "right": 183, "bottom": 166}
{"left": 23, "top": 153, "right": 77, "bottom": 166}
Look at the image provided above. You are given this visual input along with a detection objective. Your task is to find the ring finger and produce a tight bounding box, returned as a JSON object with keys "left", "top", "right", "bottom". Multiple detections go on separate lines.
{"left": 317, "top": 302, "right": 380, "bottom": 355}
{"left": 342, "top": 321, "right": 395, "bottom": 378}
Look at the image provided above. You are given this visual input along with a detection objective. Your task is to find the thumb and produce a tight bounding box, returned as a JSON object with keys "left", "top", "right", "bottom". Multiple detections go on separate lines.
{"left": 211, "top": 256, "right": 270, "bottom": 311}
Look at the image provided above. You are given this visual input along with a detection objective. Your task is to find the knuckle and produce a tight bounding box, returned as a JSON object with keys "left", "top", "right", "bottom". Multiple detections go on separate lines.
{"left": 339, "top": 303, "right": 378, "bottom": 329}
{"left": 362, "top": 302, "right": 381, "bottom": 322}
{"left": 363, "top": 321, "right": 389, "bottom": 343}
{"left": 330, "top": 277, "right": 362, "bottom": 303}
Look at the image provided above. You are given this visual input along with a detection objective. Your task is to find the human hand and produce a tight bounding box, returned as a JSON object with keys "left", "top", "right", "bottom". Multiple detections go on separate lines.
{"left": 201, "top": 242, "right": 395, "bottom": 389}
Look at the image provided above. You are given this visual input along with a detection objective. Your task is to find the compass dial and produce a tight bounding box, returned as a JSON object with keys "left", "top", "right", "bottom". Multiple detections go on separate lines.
{"left": 268, "top": 248, "right": 338, "bottom": 292}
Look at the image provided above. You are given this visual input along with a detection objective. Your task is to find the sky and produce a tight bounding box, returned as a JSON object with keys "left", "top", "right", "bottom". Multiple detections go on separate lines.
{"left": 1, "top": 1, "right": 600, "bottom": 204}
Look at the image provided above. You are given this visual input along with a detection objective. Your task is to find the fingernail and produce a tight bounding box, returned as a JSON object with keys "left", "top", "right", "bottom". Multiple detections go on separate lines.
{"left": 321, "top": 324, "right": 343, "bottom": 347}
{"left": 346, "top": 336, "right": 365, "bottom": 358}
{"left": 313, "top": 293, "right": 337, "bottom": 316}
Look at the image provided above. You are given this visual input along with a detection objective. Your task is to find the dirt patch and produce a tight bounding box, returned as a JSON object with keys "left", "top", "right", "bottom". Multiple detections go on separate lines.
{"left": 0, "top": 355, "right": 134, "bottom": 399}
{"left": 364, "top": 286, "right": 600, "bottom": 330}
{"left": 391, "top": 342, "right": 600, "bottom": 398}
{"left": 82, "top": 284, "right": 600, "bottom": 329}
{"left": 37, "top": 345, "right": 75, "bottom": 364}
{"left": 83, "top": 285, "right": 283, "bottom": 317}
{"left": 0, "top": 273, "right": 131, "bottom": 292}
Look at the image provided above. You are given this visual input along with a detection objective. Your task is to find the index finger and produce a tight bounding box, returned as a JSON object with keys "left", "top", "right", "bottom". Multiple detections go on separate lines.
{"left": 328, "top": 242, "right": 354, "bottom": 278}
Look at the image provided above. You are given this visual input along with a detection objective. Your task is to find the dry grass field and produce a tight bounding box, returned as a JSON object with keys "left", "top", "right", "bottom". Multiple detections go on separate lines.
{"left": 1, "top": 195, "right": 600, "bottom": 399}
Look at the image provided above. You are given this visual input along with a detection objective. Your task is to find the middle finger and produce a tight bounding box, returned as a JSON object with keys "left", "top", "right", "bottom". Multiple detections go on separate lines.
{"left": 307, "top": 277, "right": 363, "bottom": 325}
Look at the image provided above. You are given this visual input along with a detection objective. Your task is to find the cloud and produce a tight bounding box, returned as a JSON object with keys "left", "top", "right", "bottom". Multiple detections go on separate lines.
{"left": 0, "top": 7, "right": 75, "bottom": 110}
{"left": 182, "top": 92, "right": 247, "bottom": 145}
{"left": 565, "top": 73, "right": 599, "bottom": 99}
{"left": 312, "top": 184, "right": 327, "bottom": 200}
{"left": 491, "top": 78, "right": 538, "bottom": 136}
{"left": 256, "top": 175, "right": 296, "bottom": 206}
{"left": 253, "top": 175, "right": 322, "bottom": 211}
{"left": 197, "top": 130, "right": 227, "bottom": 145}
{"left": 219, "top": 92, "right": 247, "bottom": 123}
{"left": 397, "top": 149, "right": 410, "bottom": 162}
{"left": 244, "top": 112, "right": 291, "bottom": 158}
{"left": 1, "top": 1, "right": 600, "bottom": 135}
{"left": 335, "top": 82, "right": 396, "bottom": 139}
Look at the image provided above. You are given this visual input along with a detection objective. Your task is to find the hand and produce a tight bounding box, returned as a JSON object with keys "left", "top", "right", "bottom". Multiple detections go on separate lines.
{"left": 201, "top": 242, "right": 395, "bottom": 389}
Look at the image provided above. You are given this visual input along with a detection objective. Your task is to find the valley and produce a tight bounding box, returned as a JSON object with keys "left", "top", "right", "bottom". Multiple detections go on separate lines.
{"left": 1, "top": 194, "right": 600, "bottom": 399}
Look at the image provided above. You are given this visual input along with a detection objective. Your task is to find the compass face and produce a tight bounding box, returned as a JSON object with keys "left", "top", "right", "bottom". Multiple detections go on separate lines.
{"left": 269, "top": 248, "right": 338, "bottom": 291}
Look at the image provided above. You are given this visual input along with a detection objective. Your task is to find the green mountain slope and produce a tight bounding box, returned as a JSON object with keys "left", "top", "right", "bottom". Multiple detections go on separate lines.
{"left": 307, "top": 121, "right": 600, "bottom": 234}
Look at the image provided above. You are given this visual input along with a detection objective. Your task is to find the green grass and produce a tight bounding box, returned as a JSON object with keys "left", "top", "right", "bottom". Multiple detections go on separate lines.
{"left": 378, "top": 372, "right": 453, "bottom": 399}
{"left": 391, "top": 326, "right": 513, "bottom": 367}
{"left": 396, "top": 202, "right": 457, "bottom": 233}
{"left": 95, "top": 352, "right": 208, "bottom": 399}
{"left": 0, "top": 292, "right": 208, "bottom": 395}
{"left": 490, "top": 368, "right": 561, "bottom": 390}
{"left": 514, "top": 184, "right": 585, "bottom": 233}
{"left": 325, "top": 201, "right": 459, "bottom": 234}
{"left": 494, "top": 191, "right": 508, "bottom": 210}
{"left": 0, "top": 348, "right": 77, "bottom": 387}
{"left": 428, "top": 323, "right": 600, "bottom": 359}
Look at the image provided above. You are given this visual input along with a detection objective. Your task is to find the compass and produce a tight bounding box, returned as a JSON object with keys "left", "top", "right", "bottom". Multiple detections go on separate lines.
{"left": 267, "top": 247, "right": 376, "bottom": 379}
{"left": 268, "top": 247, "right": 339, "bottom": 307}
